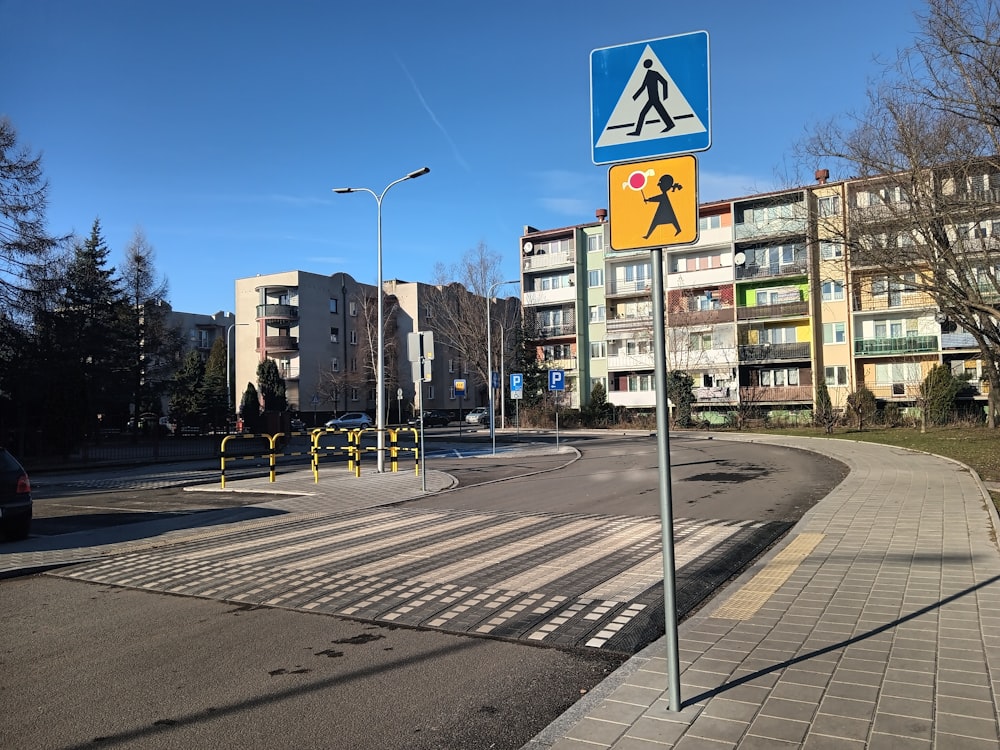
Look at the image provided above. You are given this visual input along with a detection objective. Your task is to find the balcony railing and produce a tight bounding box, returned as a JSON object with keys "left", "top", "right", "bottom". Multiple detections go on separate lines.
{"left": 739, "top": 385, "right": 813, "bottom": 403}
{"left": 256, "top": 335, "right": 299, "bottom": 352}
{"left": 733, "top": 215, "right": 807, "bottom": 241}
{"left": 941, "top": 332, "right": 979, "bottom": 349}
{"left": 668, "top": 307, "right": 733, "bottom": 326}
{"left": 537, "top": 322, "right": 576, "bottom": 338}
{"left": 606, "top": 279, "right": 652, "bottom": 298}
{"left": 256, "top": 303, "right": 298, "bottom": 319}
{"left": 735, "top": 261, "right": 808, "bottom": 281}
{"left": 607, "top": 353, "right": 655, "bottom": 371}
{"left": 853, "top": 335, "right": 937, "bottom": 356}
{"left": 736, "top": 300, "right": 809, "bottom": 321}
{"left": 522, "top": 251, "right": 574, "bottom": 271}
{"left": 851, "top": 293, "right": 934, "bottom": 312}
{"left": 694, "top": 386, "right": 737, "bottom": 403}
{"left": 523, "top": 287, "right": 576, "bottom": 306}
{"left": 606, "top": 315, "right": 653, "bottom": 333}
{"left": 738, "top": 342, "right": 811, "bottom": 362}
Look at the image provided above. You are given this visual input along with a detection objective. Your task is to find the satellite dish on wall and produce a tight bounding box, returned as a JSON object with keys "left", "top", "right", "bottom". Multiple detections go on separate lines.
{"left": 522, "top": 241, "right": 534, "bottom": 256}
{"left": 734, "top": 252, "right": 746, "bottom": 265}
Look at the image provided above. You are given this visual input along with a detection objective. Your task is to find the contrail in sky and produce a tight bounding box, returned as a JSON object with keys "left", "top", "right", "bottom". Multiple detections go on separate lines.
{"left": 396, "top": 56, "right": 471, "bottom": 172}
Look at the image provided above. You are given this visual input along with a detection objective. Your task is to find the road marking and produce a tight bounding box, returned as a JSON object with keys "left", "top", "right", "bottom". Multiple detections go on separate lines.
{"left": 709, "top": 533, "right": 824, "bottom": 620}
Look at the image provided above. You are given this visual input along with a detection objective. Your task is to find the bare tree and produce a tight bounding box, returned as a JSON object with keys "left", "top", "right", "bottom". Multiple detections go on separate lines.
{"left": 800, "top": 0, "right": 1000, "bottom": 426}
{"left": 354, "top": 288, "right": 400, "bottom": 415}
{"left": 429, "top": 242, "right": 520, "bottom": 394}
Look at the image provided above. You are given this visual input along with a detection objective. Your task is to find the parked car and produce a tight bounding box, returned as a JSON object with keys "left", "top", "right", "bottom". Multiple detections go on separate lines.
{"left": 290, "top": 418, "right": 306, "bottom": 431}
{"left": 465, "top": 407, "right": 489, "bottom": 425}
{"left": 0, "top": 448, "right": 32, "bottom": 540}
{"left": 325, "top": 412, "right": 374, "bottom": 429}
{"left": 408, "top": 410, "right": 452, "bottom": 428}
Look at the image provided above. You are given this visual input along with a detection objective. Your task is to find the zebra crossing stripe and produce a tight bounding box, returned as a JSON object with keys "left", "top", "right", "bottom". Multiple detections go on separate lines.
{"left": 495, "top": 521, "right": 661, "bottom": 592}
{"left": 342, "top": 515, "right": 547, "bottom": 577}
{"left": 287, "top": 514, "right": 497, "bottom": 570}
{"left": 216, "top": 511, "right": 449, "bottom": 565}
{"left": 175, "top": 510, "right": 400, "bottom": 560}
{"left": 411, "top": 517, "right": 607, "bottom": 584}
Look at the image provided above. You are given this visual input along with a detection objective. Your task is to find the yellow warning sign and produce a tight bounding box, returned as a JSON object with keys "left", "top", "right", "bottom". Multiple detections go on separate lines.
{"left": 608, "top": 155, "right": 698, "bottom": 251}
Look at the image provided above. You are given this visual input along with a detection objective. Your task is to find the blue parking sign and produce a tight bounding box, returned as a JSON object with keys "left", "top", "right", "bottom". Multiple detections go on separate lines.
{"left": 548, "top": 370, "right": 565, "bottom": 391}
{"left": 510, "top": 373, "right": 523, "bottom": 392}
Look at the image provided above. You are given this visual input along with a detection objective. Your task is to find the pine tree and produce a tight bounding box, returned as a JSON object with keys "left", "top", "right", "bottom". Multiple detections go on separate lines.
{"left": 201, "top": 337, "right": 229, "bottom": 429}
{"left": 257, "top": 358, "right": 287, "bottom": 412}
{"left": 170, "top": 351, "right": 205, "bottom": 428}
{"left": 53, "top": 220, "right": 128, "bottom": 438}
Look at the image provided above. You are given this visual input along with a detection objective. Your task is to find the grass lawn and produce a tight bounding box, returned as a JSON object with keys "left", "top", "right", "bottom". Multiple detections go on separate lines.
{"left": 745, "top": 424, "right": 1000, "bottom": 508}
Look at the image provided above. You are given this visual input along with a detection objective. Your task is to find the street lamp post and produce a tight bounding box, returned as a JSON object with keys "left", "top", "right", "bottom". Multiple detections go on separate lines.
{"left": 227, "top": 321, "right": 250, "bottom": 421}
{"left": 486, "top": 279, "right": 519, "bottom": 456}
{"left": 333, "top": 167, "right": 430, "bottom": 472}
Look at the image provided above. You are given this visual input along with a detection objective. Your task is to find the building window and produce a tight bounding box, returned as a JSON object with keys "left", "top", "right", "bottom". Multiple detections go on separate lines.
{"left": 591, "top": 376, "right": 607, "bottom": 393}
{"left": 875, "top": 362, "right": 921, "bottom": 385}
{"left": 689, "top": 332, "right": 713, "bottom": 351}
{"left": 627, "top": 374, "right": 654, "bottom": 391}
{"left": 817, "top": 195, "right": 841, "bottom": 217}
{"left": 821, "top": 280, "right": 844, "bottom": 301}
{"left": 349, "top": 301, "right": 358, "bottom": 316}
{"left": 590, "top": 341, "right": 606, "bottom": 358}
{"left": 331, "top": 357, "right": 340, "bottom": 372}
{"left": 760, "top": 368, "right": 799, "bottom": 387}
{"left": 824, "top": 366, "right": 848, "bottom": 385}
{"left": 823, "top": 322, "right": 846, "bottom": 344}
{"left": 350, "top": 387, "right": 359, "bottom": 402}
{"left": 427, "top": 385, "right": 435, "bottom": 400}
{"left": 350, "top": 330, "right": 357, "bottom": 344}
{"left": 350, "top": 358, "right": 357, "bottom": 372}
{"left": 329, "top": 298, "right": 338, "bottom": 313}
{"left": 820, "top": 241, "right": 843, "bottom": 259}
{"left": 587, "top": 234, "right": 605, "bottom": 252}
{"left": 589, "top": 304, "right": 606, "bottom": 322}
{"left": 588, "top": 269, "right": 604, "bottom": 287}
{"left": 449, "top": 386, "right": 457, "bottom": 400}
{"left": 448, "top": 359, "right": 455, "bottom": 373}
{"left": 330, "top": 327, "right": 339, "bottom": 343}
{"left": 698, "top": 214, "right": 722, "bottom": 230}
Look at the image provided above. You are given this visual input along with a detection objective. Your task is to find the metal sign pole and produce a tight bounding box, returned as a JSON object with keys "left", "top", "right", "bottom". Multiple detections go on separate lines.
{"left": 651, "top": 247, "right": 681, "bottom": 711}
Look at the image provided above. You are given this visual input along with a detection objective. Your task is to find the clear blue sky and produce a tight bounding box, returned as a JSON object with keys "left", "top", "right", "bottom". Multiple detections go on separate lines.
{"left": 3, "top": 0, "right": 926, "bottom": 315}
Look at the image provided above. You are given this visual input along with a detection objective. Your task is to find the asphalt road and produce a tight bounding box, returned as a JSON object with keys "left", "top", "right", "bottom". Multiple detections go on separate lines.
{"left": 1, "top": 433, "right": 850, "bottom": 749}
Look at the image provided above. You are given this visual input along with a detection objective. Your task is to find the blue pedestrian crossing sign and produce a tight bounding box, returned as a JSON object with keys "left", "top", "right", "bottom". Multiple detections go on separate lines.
{"left": 548, "top": 370, "right": 565, "bottom": 391}
{"left": 591, "top": 31, "right": 711, "bottom": 165}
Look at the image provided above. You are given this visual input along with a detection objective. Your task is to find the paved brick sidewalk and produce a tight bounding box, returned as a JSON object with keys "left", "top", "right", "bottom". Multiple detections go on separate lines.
{"left": 524, "top": 434, "right": 1000, "bottom": 749}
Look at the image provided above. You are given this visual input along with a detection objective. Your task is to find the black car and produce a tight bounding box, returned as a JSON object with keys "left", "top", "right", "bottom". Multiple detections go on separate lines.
{"left": 408, "top": 410, "right": 452, "bottom": 428}
{"left": 0, "top": 448, "right": 32, "bottom": 540}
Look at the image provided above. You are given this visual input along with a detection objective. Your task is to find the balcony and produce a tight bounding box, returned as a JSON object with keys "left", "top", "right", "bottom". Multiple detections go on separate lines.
{"left": 523, "top": 286, "right": 576, "bottom": 306}
{"left": 279, "top": 366, "right": 300, "bottom": 380}
{"left": 257, "top": 335, "right": 299, "bottom": 353}
{"left": 735, "top": 261, "right": 808, "bottom": 281}
{"left": 733, "top": 214, "right": 808, "bottom": 241}
{"left": 606, "top": 315, "right": 653, "bottom": 334}
{"left": 738, "top": 342, "right": 811, "bottom": 362}
{"left": 607, "top": 353, "right": 655, "bottom": 371}
{"left": 543, "top": 357, "right": 577, "bottom": 371}
{"left": 739, "top": 385, "right": 813, "bottom": 403}
{"left": 256, "top": 303, "right": 298, "bottom": 320}
{"left": 608, "top": 390, "right": 656, "bottom": 409}
{"left": 941, "top": 332, "right": 979, "bottom": 349}
{"left": 694, "top": 386, "right": 736, "bottom": 404}
{"left": 606, "top": 279, "right": 652, "bottom": 298}
{"left": 537, "top": 322, "right": 576, "bottom": 338}
{"left": 736, "top": 300, "right": 809, "bottom": 321}
{"left": 668, "top": 307, "right": 733, "bottom": 326}
{"left": 522, "top": 251, "right": 574, "bottom": 271}
{"left": 851, "top": 293, "right": 934, "bottom": 313}
{"left": 854, "top": 335, "right": 938, "bottom": 356}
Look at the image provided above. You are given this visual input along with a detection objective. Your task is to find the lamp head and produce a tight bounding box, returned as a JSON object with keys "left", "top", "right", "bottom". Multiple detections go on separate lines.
{"left": 407, "top": 167, "right": 431, "bottom": 179}
{"left": 332, "top": 187, "right": 355, "bottom": 194}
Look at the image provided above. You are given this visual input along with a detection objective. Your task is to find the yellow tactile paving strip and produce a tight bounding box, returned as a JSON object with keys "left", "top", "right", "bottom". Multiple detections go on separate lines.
{"left": 709, "top": 532, "right": 824, "bottom": 620}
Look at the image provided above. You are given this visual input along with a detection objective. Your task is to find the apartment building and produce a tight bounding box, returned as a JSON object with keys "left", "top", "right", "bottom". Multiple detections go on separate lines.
{"left": 233, "top": 271, "right": 492, "bottom": 422}
{"left": 520, "top": 168, "right": 993, "bottom": 421}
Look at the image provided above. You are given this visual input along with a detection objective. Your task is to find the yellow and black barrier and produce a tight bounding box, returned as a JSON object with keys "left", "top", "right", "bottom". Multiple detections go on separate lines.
{"left": 219, "top": 433, "right": 282, "bottom": 488}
